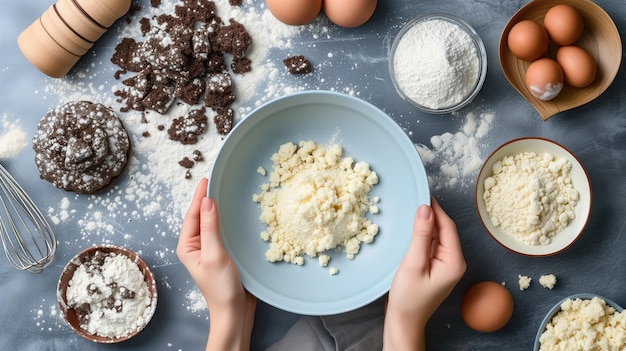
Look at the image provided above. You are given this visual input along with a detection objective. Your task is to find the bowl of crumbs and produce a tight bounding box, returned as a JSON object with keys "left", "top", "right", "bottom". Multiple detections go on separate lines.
{"left": 57, "top": 245, "right": 157, "bottom": 343}
{"left": 499, "top": 0, "right": 622, "bottom": 121}
{"left": 389, "top": 13, "right": 487, "bottom": 114}
{"left": 475, "top": 137, "right": 591, "bottom": 256}
{"left": 534, "top": 293, "right": 626, "bottom": 350}
{"left": 209, "top": 90, "right": 430, "bottom": 315}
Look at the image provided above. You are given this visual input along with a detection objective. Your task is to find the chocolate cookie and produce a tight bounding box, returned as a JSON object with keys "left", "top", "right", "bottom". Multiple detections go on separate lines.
{"left": 32, "top": 101, "right": 130, "bottom": 194}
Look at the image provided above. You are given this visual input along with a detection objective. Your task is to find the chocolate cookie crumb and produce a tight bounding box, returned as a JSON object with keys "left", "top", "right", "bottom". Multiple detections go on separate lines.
{"left": 167, "top": 108, "right": 208, "bottom": 144}
{"left": 231, "top": 56, "right": 252, "bottom": 74}
{"left": 75, "top": 303, "right": 92, "bottom": 325}
{"left": 175, "top": 78, "right": 205, "bottom": 105}
{"left": 204, "top": 72, "right": 236, "bottom": 109}
{"left": 179, "top": 157, "right": 194, "bottom": 169}
{"left": 142, "top": 84, "right": 176, "bottom": 114}
{"left": 139, "top": 17, "right": 151, "bottom": 36}
{"left": 179, "top": 156, "right": 195, "bottom": 178}
{"left": 216, "top": 19, "right": 252, "bottom": 57}
{"left": 283, "top": 55, "right": 311, "bottom": 74}
{"left": 214, "top": 107, "right": 234, "bottom": 135}
{"left": 229, "top": 0, "right": 243, "bottom": 5}
{"left": 192, "top": 150, "right": 203, "bottom": 162}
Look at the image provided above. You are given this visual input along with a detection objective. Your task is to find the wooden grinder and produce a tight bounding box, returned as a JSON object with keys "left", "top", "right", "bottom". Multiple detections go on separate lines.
{"left": 17, "top": 0, "right": 131, "bottom": 78}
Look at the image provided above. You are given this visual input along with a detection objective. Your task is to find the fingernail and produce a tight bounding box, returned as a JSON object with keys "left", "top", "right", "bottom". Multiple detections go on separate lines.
{"left": 417, "top": 205, "right": 431, "bottom": 220}
{"left": 202, "top": 197, "right": 213, "bottom": 213}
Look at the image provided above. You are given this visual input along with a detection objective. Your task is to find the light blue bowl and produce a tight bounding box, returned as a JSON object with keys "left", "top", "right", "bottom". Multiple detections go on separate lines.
{"left": 533, "top": 293, "right": 624, "bottom": 350}
{"left": 209, "top": 91, "right": 430, "bottom": 315}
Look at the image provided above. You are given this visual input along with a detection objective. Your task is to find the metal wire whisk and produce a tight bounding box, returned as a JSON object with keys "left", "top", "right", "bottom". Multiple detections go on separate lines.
{"left": 0, "top": 164, "right": 56, "bottom": 273}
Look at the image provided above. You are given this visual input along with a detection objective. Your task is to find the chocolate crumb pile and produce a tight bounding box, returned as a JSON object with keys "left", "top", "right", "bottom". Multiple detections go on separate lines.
{"left": 111, "top": 0, "right": 252, "bottom": 136}
{"left": 283, "top": 55, "right": 311, "bottom": 74}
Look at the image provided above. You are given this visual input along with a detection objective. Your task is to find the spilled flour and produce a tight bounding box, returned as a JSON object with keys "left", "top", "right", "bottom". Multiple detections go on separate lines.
{"left": 416, "top": 111, "right": 494, "bottom": 191}
{"left": 0, "top": 114, "right": 27, "bottom": 159}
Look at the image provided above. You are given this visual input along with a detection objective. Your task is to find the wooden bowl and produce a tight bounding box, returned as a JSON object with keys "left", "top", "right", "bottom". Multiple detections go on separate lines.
{"left": 499, "top": 0, "right": 621, "bottom": 120}
{"left": 57, "top": 245, "right": 157, "bottom": 343}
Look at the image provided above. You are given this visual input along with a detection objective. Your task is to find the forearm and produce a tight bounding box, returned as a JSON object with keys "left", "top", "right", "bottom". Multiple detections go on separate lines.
{"left": 206, "top": 321, "right": 249, "bottom": 351}
{"left": 206, "top": 300, "right": 256, "bottom": 351}
{"left": 382, "top": 310, "right": 427, "bottom": 351}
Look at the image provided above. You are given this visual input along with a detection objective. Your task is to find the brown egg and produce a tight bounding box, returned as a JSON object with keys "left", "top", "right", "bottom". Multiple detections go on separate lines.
{"left": 525, "top": 58, "right": 564, "bottom": 101}
{"left": 556, "top": 45, "right": 597, "bottom": 88}
{"left": 266, "top": 0, "right": 322, "bottom": 26}
{"left": 323, "top": 0, "right": 377, "bottom": 28}
{"left": 461, "top": 281, "right": 514, "bottom": 333}
{"left": 507, "top": 20, "right": 549, "bottom": 61}
{"left": 543, "top": 4, "right": 584, "bottom": 46}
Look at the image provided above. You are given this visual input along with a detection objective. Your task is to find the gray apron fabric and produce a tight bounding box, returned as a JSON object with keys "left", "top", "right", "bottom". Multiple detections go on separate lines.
{"left": 267, "top": 297, "right": 385, "bottom": 351}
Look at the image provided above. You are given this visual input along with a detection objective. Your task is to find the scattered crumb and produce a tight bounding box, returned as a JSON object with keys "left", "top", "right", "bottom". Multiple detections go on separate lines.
{"left": 539, "top": 274, "right": 557, "bottom": 289}
{"left": 192, "top": 150, "right": 203, "bottom": 162}
{"left": 283, "top": 55, "right": 311, "bottom": 74}
{"left": 318, "top": 254, "right": 330, "bottom": 267}
{"left": 329, "top": 267, "right": 338, "bottom": 275}
{"left": 256, "top": 166, "right": 266, "bottom": 176}
{"left": 518, "top": 275, "right": 531, "bottom": 291}
{"left": 178, "top": 157, "right": 194, "bottom": 169}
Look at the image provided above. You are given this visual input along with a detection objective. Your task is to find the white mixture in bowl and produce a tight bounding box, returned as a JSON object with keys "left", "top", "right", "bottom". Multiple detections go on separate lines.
{"left": 483, "top": 151, "right": 579, "bottom": 245}
{"left": 253, "top": 141, "right": 379, "bottom": 267}
{"left": 539, "top": 297, "right": 626, "bottom": 350}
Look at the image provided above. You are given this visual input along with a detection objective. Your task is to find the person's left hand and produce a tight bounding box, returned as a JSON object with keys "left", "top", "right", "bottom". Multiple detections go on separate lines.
{"left": 177, "top": 178, "right": 256, "bottom": 351}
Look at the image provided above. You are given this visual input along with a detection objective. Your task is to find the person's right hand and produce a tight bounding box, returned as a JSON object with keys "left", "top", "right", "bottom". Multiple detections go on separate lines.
{"left": 383, "top": 198, "right": 466, "bottom": 351}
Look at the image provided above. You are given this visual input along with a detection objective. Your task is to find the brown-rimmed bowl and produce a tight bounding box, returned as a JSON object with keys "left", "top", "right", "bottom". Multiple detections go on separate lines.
{"left": 499, "top": 0, "right": 622, "bottom": 120}
{"left": 475, "top": 137, "right": 592, "bottom": 256}
{"left": 57, "top": 245, "right": 157, "bottom": 343}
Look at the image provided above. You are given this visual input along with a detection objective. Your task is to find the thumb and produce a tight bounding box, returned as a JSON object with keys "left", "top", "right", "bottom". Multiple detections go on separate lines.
{"left": 199, "top": 197, "right": 225, "bottom": 257}
{"left": 404, "top": 204, "right": 435, "bottom": 271}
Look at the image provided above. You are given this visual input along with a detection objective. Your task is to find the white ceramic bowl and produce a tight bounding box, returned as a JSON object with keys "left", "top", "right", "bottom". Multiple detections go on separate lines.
{"left": 475, "top": 137, "right": 591, "bottom": 256}
{"left": 533, "top": 293, "right": 623, "bottom": 350}
{"left": 389, "top": 13, "right": 487, "bottom": 114}
{"left": 209, "top": 91, "right": 430, "bottom": 315}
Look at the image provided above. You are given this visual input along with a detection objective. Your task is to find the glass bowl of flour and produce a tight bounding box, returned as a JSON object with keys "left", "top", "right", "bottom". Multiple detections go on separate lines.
{"left": 389, "top": 13, "right": 487, "bottom": 114}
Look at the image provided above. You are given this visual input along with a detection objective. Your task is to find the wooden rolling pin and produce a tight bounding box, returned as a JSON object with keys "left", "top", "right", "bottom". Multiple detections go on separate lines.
{"left": 17, "top": 0, "right": 131, "bottom": 78}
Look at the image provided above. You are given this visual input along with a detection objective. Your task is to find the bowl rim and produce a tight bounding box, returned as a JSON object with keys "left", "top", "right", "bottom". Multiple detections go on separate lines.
{"left": 389, "top": 13, "right": 488, "bottom": 114}
{"left": 475, "top": 137, "right": 592, "bottom": 256}
{"left": 57, "top": 244, "right": 158, "bottom": 343}
{"left": 533, "top": 293, "right": 624, "bottom": 351}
